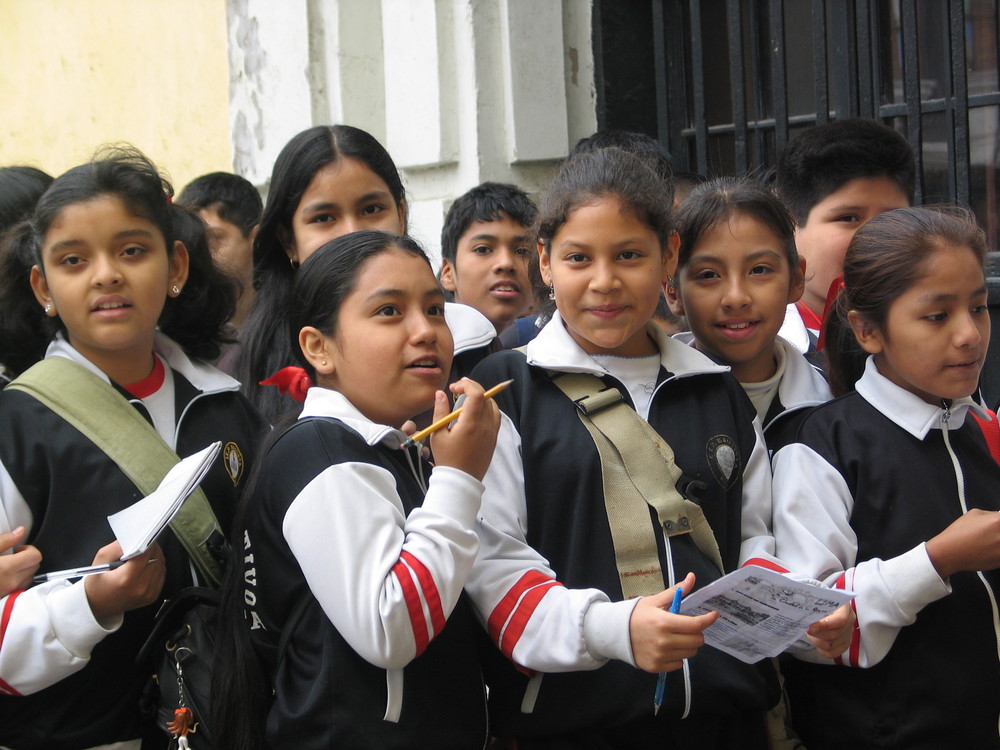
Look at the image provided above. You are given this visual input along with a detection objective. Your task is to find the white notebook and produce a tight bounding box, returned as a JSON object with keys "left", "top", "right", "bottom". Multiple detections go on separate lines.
{"left": 107, "top": 441, "right": 222, "bottom": 559}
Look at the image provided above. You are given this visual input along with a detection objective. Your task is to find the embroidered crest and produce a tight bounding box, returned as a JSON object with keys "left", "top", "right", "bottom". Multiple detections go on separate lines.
{"left": 706, "top": 434, "right": 740, "bottom": 489}
{"left": 223, "top": 442, "right": 244, "bottom": 486}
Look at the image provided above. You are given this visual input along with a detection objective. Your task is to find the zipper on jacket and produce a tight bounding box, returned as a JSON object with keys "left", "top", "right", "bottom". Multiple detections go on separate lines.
{"left": 940, "top": 403, "right": 1000, "bottom": 743}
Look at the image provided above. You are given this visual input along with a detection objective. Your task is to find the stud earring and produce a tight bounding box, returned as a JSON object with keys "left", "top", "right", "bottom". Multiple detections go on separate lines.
{"left": 44, "top": 303, "right": 52, "bottom": 315}
{"left": 290, "top": 257, "right": 300, "bottom": 270}
{"left": 321, "top": 360, "right": 327, "bottom": 367}
{"left": 171, "top": 285, "right": 181, "bottom": 296}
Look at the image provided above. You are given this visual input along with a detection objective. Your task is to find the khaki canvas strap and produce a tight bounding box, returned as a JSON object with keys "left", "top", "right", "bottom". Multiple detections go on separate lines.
{"left": 552, "top": 372, "right": 724, "bottom": 598}
{"left": 8, "top": 357, "right": 224, "bottom": 586}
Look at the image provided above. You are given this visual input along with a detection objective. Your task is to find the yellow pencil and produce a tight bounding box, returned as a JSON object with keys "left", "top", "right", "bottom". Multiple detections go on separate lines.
{"left": 401, "top": 379, "right": 513, "bottom": 447}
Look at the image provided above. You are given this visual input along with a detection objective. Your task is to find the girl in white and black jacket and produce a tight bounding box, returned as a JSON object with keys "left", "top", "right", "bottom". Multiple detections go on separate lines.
{"left": 771, "top": 207, "right": 1000, "bottom": 749}
{"left": 0, "top": 150, "right": 266, "bottom": 750}
{"left": 468, "top": 149, "right": 853, "bottom": 750}
{"left": 213, "top": 230, "right": 502, "bottom": 750}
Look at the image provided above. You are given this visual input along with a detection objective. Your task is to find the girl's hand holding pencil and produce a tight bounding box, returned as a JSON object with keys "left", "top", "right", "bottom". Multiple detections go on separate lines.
{"left": 425, "top": 377, "right": 503, "bottom": 481}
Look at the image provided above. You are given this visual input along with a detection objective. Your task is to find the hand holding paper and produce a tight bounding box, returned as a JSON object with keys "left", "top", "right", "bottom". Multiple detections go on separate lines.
{"left": 678, "top": 566, "right": 855, "bottom": 664}
{"left": 107, "top": 441, "right": 222, "bottom": 559}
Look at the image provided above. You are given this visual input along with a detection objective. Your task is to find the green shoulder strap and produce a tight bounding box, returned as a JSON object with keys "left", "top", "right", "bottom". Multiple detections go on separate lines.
{"left": 550, "top": 372, "right": 724, "bottom": 598}
{"left": 7, "top": 357, "right": 224, "bottom": 587}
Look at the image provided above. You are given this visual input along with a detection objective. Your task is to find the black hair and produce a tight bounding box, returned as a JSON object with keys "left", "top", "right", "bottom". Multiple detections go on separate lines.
{"left": 536, "top": 147, "right": 673, "bottom": 252}
{"left": 177, "top": 171, "right": 263, "bottom": 238}
{"left": 532, "top": 147, "right": 673, "bottom": 324}
{"left": 0, "top": 166, "right": 53, "bottom": 233}
{"left": 672, "top": 171, "right": 708, "bottom": 206}
{"left": 824, "top": 206, "right": 987, "bottom": 396}
{"left": 440, "top": 182, "right": 537, "bottom": 263}
{"left": 674, "top": 176, "right": 798, "bottom": 272}
{"left": 568, "top": 130, "right": 674, "bottom": 204}
{"left": 290, "top": 231, "right": 432, "bottom": 378}
{"left": 775, "top": 118, "right": 916, "bottom": 226}
{"left": 235, "top": 125, "right": 406, "bottom": 422}
{"left": 0, "top": 146, "right": 237, "bottom": 377}
{"left": 212, "top": 230, "right": 431, "bottom": 750}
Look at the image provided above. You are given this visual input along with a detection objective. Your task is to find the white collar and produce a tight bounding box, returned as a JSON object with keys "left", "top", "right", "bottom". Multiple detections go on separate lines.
{"left": 855, "top": 356, "right": 987, "bottom": 438}
{"left": 444, "top": 302, "right": 496, "bottom": 354}
{"left": 525, "top": 310, "right": 729, "bottom": 379}
{"left": 671, "top": 332, "right": 832, "bottom": 411}
{"left": 777, "top": 303, "right": 812, "bottom": 354}
{"left": 45, "top": 332, "right": 241, "bottom": 395}
{"left": 298, "top": 386, "right": 408, "bottom": 448}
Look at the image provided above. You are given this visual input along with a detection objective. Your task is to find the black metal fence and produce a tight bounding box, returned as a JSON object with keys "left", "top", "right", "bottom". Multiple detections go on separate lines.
{"left": 593, "top": 0, "right": 1000, "bottom": 403}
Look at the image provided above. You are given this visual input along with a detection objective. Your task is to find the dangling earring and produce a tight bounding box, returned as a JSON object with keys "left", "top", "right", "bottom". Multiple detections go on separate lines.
{"left": 548, "top": 285, "right": 555, "bottom": 300}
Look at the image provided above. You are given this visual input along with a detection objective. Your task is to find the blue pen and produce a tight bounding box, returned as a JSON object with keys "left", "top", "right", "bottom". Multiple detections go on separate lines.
{"left": 653, "top": 586, "right": 685, "bottom": 715}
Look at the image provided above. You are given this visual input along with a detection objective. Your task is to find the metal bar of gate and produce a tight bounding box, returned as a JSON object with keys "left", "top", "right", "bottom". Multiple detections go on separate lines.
{"left": 900, "top": 1, "right": 924, "bottom": 204}
{"left": 727, "top": 0, "right": 748, "bottom": 173}
{"left": 769, "top": 0, "right": 789, "bottom": 156}
{"left": 949, "top": 0, "right": 971, "bottom": 206}
{"left": 690, "top": 0, "right": 709, "bottom": 173}
{"left": 812, "top": 0, "right": 830, "bottom": 125}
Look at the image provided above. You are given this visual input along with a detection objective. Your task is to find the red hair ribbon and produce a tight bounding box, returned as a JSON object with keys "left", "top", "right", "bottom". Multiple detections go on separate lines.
{"left": 260, "top": 366, "right": 313, "bottom": 403}
{"left": 816, "top": 273, "right": 846, "bottom": 351}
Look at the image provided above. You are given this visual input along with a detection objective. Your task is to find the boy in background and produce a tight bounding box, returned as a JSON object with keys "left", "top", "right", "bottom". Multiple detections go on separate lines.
{"left": 774, "top": 119, "right": 915, "bottom": 355}
{"left": 439, "top": 182, "right": 536, "bottom": 337}
{"left": 178, "top": 172, "right": 262, "bottom": 331}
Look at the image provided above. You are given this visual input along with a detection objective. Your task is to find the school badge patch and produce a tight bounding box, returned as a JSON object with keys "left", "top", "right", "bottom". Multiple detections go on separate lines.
{"left": 706, "top": 434, "right": 740, "bottom": 489}
{"left": 223, "top": 442, "right": 244, "bottom": 486}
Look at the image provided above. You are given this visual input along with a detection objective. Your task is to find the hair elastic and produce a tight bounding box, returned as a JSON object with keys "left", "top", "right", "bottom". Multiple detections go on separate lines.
{"left": 816, "top": 273, "right": 846, "bottom": 351}
{"left": 260, "top": 366, "right": 313, "bottom": 403}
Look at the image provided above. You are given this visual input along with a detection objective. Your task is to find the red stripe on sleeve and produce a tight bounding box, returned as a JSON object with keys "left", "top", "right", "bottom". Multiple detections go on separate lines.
{"left": 487, "top": 570, "right": 554, "bottom": 645}
{"left": 741, "top": 558, "right": 789, "bottom": 574}
{"left": 399, "top": 551, "right": 446, "bottom": 637}
{"left": 832, "top": 573, "right": 861, "bottom": 667}
{"left": 391, "top": 560, "right": 430, "bottom": 655}
{"left": 0, "top": 591, "right": 24, "bottom": 696}
{"left": 499, "top": 580, "right": 563, "bottom": 660}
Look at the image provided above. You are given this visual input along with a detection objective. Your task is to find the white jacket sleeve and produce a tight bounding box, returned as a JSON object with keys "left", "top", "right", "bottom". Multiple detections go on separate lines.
{"left": 771, "top": 442, "right": 951, "bottom": 667}
{"left": 465, "top": 414, "right": 639, "bottom": 673}
{"left": 0, "top": 468, "right": 121, "bottom": 696}
{"left": 282, "top": 461, "right": 483, "bottom": 670}
{"left": 0, "top": 581, "right": 121, "bottom": 695}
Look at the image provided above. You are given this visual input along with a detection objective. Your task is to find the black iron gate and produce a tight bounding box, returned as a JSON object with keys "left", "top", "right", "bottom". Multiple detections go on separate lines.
{"left": 593, "top": 0, "right": 1000, "bottom": 402}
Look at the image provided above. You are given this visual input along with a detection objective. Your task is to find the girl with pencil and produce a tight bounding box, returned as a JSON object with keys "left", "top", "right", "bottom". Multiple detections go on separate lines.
{"left": 467, "top": 147, "right": 852, "bottom": 749}
{"left": 214, "top": 230, "right": 502, "bottom": 749}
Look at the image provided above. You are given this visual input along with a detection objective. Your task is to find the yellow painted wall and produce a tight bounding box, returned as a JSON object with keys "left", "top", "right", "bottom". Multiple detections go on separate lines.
{"left": 0, "top": 0, "right": 231, "bottom": 192}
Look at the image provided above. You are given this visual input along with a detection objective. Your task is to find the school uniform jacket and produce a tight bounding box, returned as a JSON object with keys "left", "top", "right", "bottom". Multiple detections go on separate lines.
{"left": 241, "top": 387, "right": 488, "bottom": 749}
{"left": 468, "top": 313, "right": 779, "bottom": 739}
{"left": 672, "top": 332, "right": 832, "bottom": 447}
{"left": 770, "top": 357, "right": 1000, "bottom": 749}
{"left": 0, "top": 334, "right": 265, "bottom": 750}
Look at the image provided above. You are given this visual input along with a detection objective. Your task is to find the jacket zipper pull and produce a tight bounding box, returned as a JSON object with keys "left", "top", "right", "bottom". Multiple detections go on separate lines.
{"left": 941, "top": 399, "right": 952, "bottom": 427}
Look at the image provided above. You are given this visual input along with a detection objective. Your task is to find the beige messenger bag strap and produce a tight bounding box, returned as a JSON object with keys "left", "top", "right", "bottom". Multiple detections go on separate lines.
{"left": 8, "top": 356, "right": 224, "bottom": 587}
{"left": 551, "top": 372, "right": 724, "bottom": 599}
